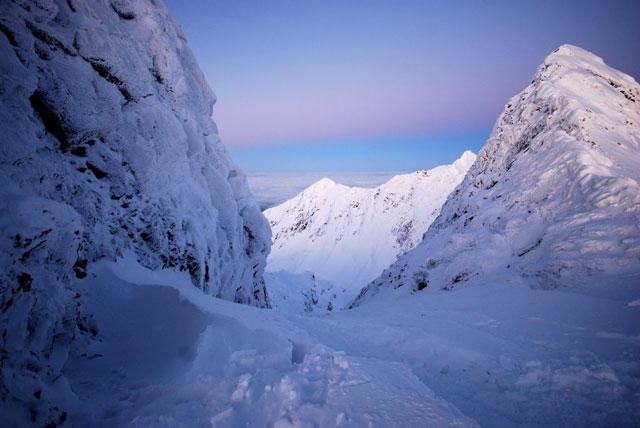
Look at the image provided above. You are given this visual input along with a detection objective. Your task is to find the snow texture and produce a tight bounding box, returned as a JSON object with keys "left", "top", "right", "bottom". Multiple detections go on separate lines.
{"left": 265, "top": 270, "right": 349, "bottom": 315}
{"left": 0, "top": 0, "right": 269, "bottom": 425}
{"left": 58, "top": 256, "right": 478, "bottom": 427}
{"left": 354, "top": 44, "right": 640, "bottom": 306}
{"left": 266, "top": 152, "right": 476, "bottom": 301}
{"left": 27, "top": 251, "right": 640, "bottom": 427}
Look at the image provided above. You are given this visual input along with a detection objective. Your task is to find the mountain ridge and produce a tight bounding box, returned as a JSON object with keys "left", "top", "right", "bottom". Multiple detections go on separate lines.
{"left": 265, "top": 151, "right": 476, "bottom": 299}
{"left": 352, "top": 44, "right": 640, "bottom": 306}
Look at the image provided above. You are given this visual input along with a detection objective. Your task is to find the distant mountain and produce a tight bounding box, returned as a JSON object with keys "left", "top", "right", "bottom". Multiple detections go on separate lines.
{"left": 247, "top": 172, "right": 397, "bottom": 210}
{"left": 0, "top": 0, "right": 269, "bottom": 424}
{"left": 265, "top": 152, "right": 476, "bottom": 299}
{"left": 353, "top": 45, "right": 640, "bottom": 306}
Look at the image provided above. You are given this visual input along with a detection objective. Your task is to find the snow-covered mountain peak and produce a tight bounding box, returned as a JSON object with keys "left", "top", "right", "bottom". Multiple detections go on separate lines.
{"left": 546, "top": 44, "right": 604, "bottom": 63}
{"left": 353, "top": 45, "right": 640, "bottom": 306}
{"left": 540, "top": 44, "right": 634, "bottom": 83}
{"left": 452, "top": 150, "right": 477, "bottom": 172}
{"left": 303, "top": 177, "right": 343, "bottom": 194}
{"left": 480, "top": 43, "right": 639, "bottom": 178}
{"left": 265, "top": 152, "right": 476, "bottom": 303}
{"left": 538, "top": 44, "right": 638, "bottom": 117}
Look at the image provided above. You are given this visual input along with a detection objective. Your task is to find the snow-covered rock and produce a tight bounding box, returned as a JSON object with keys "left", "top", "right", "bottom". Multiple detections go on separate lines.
{"left": 353, "top": 45, "right": 640, "bottom": 306}
{"left": 0, "top": 0, "right": 269, "bottom": 424}
{"left": 265, "top": 152, "right": 476, "bottom": 298}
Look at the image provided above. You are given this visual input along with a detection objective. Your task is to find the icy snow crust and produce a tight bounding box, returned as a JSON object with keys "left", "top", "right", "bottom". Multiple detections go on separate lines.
{"left": 354, "top": 45, "right": 640, "bottom": 305}
{"left": 266, "top": 152, "right": 476, "bottom": 302}
{"left": 0, "top": 0, "right": 269, "bottom": 424}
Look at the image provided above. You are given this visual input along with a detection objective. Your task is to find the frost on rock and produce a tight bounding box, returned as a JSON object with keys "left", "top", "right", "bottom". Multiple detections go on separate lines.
{"left": 354, "top": 45, "right": 640, "bottom": 306}
{"left": 0, "top": 0, "right": 270, "bottom": 424}
{"left": 265, "top": 152, "right": 476, "bottom": 299}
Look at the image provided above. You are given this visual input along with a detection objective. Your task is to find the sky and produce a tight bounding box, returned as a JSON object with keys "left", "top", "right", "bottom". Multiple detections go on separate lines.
{"left": 164, "top": 0, "right": 640, "bottom": 173}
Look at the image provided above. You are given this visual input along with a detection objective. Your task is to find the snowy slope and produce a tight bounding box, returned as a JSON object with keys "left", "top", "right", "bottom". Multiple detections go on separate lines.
{"left": 50, "top": 252, "right": 640, "bottom": 426}
{"left": 265, "top": 151, "right": 476, "bottom": 298}
{"left": 57, "top": 256, "right": 479, "bottom": 427}
{"left": 265, "top": 270, "right": 349, "bottom": 314}
{"left": 0, "top": 0, "right": 269, "bottom": 425}
{"left": 353, "top": 45, "right": 640, "bottom": 306}
{"left": 317, "top": 277, "right": 640, "bottom": 427}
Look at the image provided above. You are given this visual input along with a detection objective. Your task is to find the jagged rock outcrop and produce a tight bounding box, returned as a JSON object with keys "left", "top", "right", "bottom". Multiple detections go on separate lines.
{"left": 0, "top": 0, "right": 270, "bottom": 424}
{"left": 353, "top": 45, "right": 640, "bottom": 306}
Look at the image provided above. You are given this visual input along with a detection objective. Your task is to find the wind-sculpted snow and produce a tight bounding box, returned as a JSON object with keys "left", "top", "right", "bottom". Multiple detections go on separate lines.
{"left": 354, "top": 45, "right": 640, "bottom": 306}
{"left": 0, "top": 0, "right": 269, "bottom": 424}
{"left": 265, "top": 152, "right": 476, "bottom": 301}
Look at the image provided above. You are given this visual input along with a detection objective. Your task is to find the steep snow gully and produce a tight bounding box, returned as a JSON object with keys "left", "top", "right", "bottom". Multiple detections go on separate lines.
{"left": 0, "top": 0, "right": 638, "bottom": 425}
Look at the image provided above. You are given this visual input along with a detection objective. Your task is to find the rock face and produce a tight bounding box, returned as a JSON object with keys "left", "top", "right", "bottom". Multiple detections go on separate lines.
{"left": 265, "top": 152, "right": 476, "bottom": 297}
{"left": 353, "top": 45, "right": 640, "bottom": 306}
{"left": 0, "top": 0, "right": 270, "bottom": 424}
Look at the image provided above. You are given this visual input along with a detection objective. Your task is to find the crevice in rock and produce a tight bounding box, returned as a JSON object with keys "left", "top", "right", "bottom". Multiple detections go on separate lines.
{"left": 25, "top": 21, "right": 76, "bottom": 56}
{"left": 86, "top": 162, "right": 108, "bottom": 179}
{"left": 517, "top": 238, "right": 543, "bottom": 257}
{"left": 83, "top": 56, "right": 134, "bottom": 102}
{"left": 0, "top": 22, "right": 18, "bottom": 46}
{"left": 110, "top": 2, "right": 136, "bottom": 20}
{"left": 29, "top": 90, "right": 72, "bottom": 151}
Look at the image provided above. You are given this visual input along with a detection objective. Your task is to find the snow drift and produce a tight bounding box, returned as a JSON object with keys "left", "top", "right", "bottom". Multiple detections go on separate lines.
{"left": 265, "top": 151, "right": 476, "bottom": 299}
{"left": 0, "top": 0, "right": 269, "bottom": 424}
{"left": 353, "top": 45, "right": 640, "bottom": 306}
